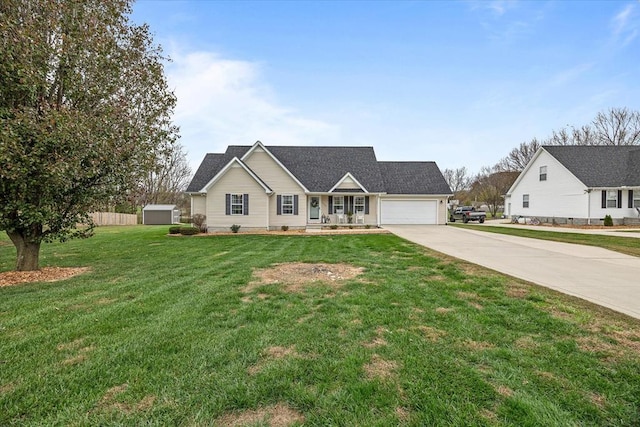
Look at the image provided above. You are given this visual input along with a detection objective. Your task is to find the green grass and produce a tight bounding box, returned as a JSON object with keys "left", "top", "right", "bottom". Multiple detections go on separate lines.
{"left": 1, "top": 226, "right": 640, "bottom": 426}
{"left": 455, "top": 224, "right": 640, "bottom": 258}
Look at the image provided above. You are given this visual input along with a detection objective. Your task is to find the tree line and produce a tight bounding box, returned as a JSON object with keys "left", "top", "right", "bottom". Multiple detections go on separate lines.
{"left": 443, "top": 107, "right": 640, "bottom": 217}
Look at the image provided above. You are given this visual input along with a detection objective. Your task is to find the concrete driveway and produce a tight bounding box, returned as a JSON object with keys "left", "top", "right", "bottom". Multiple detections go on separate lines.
{"left": 384, "top": 225, "right": 640, "bottom": 320}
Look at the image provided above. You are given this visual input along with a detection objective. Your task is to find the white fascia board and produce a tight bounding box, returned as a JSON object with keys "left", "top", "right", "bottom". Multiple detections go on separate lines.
{"left": 240, "top": 140, "right": 309, "bottom": 192}
{"left": 328, "top": 172, "right": 369, "bottom": 193}
{"left": 201, "top": 157, "right": 272, "bottom": 194}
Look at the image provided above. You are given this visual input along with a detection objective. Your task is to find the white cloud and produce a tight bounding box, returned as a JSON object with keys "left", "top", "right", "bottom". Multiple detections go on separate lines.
{"left": 165, "top": 49, "right": 340, "bottom": 170}
{"left": 611, "top": 3, "right": 639, "bottom": 47}
{"left": 549, "top": 62, "right": 594, "bottom": 87}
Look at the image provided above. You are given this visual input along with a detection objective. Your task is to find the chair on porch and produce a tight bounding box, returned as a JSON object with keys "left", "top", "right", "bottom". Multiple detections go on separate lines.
{"left": 336, "top": 209, "right": 346, "bottom": 224}
{"left": 636, "top": 207, "right": 640, "bottom": 218}
{"left": 355, "top": 211, "right": 365, "bottom": 224}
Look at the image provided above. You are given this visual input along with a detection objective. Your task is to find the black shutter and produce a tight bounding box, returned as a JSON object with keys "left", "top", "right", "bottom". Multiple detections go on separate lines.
{"left": 328, "top": 196, "right": 333, "bottom": 214}
{"left": 244, "top": 193, "right": 249, "bottom": 215}
{"left": 346, "top": 196, "right": 353, "bottom": 213}
{"left": 277, "top": 195, "right": 282, "bottom": 215}
{"left": 225, "top": 193, "right": 231, "bottom": 215}
{"left": 617, "top": 190, "right": 622, "bottom": 208}
{"left": 601, "top": 190, "right": 606, "bottom": 209}
{"left": 294, "top": 195, "right": 299, "bottom": 215}
{"left": 630, "top": 190, "right": 635, "bottom": 208}
{"left": 365, "top": 196, "right": 370, "bottom": 214}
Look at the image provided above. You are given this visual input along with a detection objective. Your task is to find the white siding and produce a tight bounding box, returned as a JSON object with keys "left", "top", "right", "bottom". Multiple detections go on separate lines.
{"left": 206, "top": 165, "right": 269, "bottom": 230}
{"left": 509, "top": 150, "right": 588, "bottom": 219}
{"left": 590, "top": 189, "right": 638, "bottom": 219}
{"left": 243, "top": 149, "right": 307, "bottom": 228}
{"left": 336, "top": 176, "right": 359, "bottom": 189}
{"left": 191, "top": 195, "right": 206, "bottom": 217}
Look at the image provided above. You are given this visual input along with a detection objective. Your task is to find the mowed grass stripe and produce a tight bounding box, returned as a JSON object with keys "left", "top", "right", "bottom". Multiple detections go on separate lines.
{"left": 0, "top": 226, "right": 639, "bottom": 426}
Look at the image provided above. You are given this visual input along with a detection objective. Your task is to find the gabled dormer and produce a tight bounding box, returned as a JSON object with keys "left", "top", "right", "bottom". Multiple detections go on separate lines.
{"left": 329, "top": 172, "right": 368, "bottom": 193}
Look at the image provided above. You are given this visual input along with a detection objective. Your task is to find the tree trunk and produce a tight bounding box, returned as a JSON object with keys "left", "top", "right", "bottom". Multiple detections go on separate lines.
{"left": 7, "top": 231, "right": 42, "bottom": 271}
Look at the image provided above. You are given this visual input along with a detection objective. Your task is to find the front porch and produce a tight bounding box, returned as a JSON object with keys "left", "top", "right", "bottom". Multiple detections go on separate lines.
{"left": 305, "top": 194, "right": 378, "bottom": 229}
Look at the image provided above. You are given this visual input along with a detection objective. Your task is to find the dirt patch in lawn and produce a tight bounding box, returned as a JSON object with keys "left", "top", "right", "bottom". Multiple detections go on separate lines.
{"left": 395, "top": 406, "right": 411, "bottom": 422}
{"left": 362, "top": 326, "right": 389, "bottom": 348}
{"left": 0, "top": 267, "right": 90, "bottom": 287}
{"left": 94, "top": 384, "right": 156, "bottom": 415}
{"left": 57, "top": 338, "right": 95, "bottom": 365}
{"left": 462, "top": 339, "right": 495, "bottom": 351}
{"left": 244, "top": 262, "right": 364, "bottom": 294}
{"left": 216, "top": 403, "right": 305, "bottom": 427}
{"left": 506, "top": 285, "right": 530, "bottom": 298}
{"left": 364, "top": 354, "right": 400, "bottom": 381}
{"left": 0, "top": 382, "right": 16, "bottom": 395}
{"left": 494, "top": 384, "right": 514, "bottom": 397}
{"left": 416, "top": 325, "right": 447, "bottom": 341}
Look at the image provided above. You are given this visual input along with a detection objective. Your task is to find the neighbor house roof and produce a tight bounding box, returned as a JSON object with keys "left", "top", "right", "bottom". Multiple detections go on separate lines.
{"left": 544, "top": 145, "right": 640, "bottom": 187}
{"left": 186, "top": 143, "right": 452, "bottom": 195}
{"left": 379, "top": 162, "right": 453, "bottom": 194}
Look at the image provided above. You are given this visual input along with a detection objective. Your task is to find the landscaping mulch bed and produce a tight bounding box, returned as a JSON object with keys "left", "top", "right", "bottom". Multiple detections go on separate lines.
{"left": 0, "top": 267, "right": 90, "bottom": 287}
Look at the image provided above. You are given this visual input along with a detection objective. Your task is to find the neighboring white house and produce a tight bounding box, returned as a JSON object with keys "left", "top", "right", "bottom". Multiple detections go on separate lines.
{"left": 186, "top": 141, "right": 453, "bottom": 231}
{"left": 505, "top": 145, "right": 640, "bottom": 225}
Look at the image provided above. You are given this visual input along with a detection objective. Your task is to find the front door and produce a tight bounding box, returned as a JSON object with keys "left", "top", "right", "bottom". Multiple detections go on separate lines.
{"left": 309, "top": 196, "right": 320, "bottom": 221}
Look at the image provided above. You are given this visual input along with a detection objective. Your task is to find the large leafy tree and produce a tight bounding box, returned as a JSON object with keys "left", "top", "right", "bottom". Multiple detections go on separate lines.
{"left": 0, "top": 0, "right": 178, "bottom": 270}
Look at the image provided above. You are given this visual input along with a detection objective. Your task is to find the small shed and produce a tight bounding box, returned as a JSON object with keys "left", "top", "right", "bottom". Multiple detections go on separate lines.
{"left": 142, "top": 204, "right": 181, "bottom": 225}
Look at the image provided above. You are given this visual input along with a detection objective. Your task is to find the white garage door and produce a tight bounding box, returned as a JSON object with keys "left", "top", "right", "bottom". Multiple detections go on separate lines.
{"left": 381, "top": 200, "right": 437, "bottom": 224}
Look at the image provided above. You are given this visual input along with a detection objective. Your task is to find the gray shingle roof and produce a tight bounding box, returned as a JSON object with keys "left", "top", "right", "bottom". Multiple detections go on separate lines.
{"left": 186, "top": 144, "right": 451, "bottom": 195}
{"left": 379, "top": 162, "right": 453, "bottom": 194}
{"left": 186, "top": 147, "right": 251, "bottom": 192}
{"left": 544, "top": 145, "right": 640, "bottom": 187}
{"left": 267, "top": 146, "right": 386, "bottom": 192}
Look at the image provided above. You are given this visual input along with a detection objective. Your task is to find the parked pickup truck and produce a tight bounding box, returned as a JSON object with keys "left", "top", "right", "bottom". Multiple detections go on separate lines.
{"left": 449, "top": 206, "right": 486, "bottom": 223}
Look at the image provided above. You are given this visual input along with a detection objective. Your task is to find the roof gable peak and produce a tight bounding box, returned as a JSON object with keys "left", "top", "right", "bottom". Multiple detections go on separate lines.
{"left": 201, "top": 157, "right": 272, "bottom": 194}
{"left": 241, "top": 141, "right": 309, "bottom": 192}
{"left": 329, "top": 172, "right": 369, "bottom": 193}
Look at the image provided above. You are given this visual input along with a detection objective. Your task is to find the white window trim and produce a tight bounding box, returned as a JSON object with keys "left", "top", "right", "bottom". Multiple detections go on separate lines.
{"left": 606, "top": 190, "right": 618, "bottom": 208}
{"left": 231, "top": 193, "right": 244, "bottom": 215}
{"left": 281, "top": 194, "right": 294, "bottom": 215}
{"left": 539, "top": 166, "right": 547, "bottom": 181}
{"left": 354, "top": 196, "right": 365, "bottom": 213}
{"left": 333, "top": 196, "right": 345, "bottom": 214}
{"left": 634, "top": 193, "right": 640, "bottom": 208}
{"left": 523, "top": 194, "right": 529, "bottom": 208}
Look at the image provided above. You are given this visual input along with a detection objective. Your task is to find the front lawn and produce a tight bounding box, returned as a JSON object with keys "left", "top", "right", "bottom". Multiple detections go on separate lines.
{"left": 455, "top": 224, "right": 640, "bottom": 258}
{"left": 1, "top": 227, "right": 639, "bottom": 425}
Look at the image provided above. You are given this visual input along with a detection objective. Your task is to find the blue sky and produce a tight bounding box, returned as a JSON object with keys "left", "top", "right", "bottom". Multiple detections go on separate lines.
{"left": 131, "top": 0, "right": 640, "bottom": 174}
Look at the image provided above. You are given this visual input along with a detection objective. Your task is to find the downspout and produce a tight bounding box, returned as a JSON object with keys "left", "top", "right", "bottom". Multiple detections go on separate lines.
{"left": 377, "top": 194, "right": 382, "bottom": 227}
{"left": 266, "top": 192, "right": 273, "bottom": 231}
{"left": 587, "top": 189, "right": 591, "bottom": 225}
